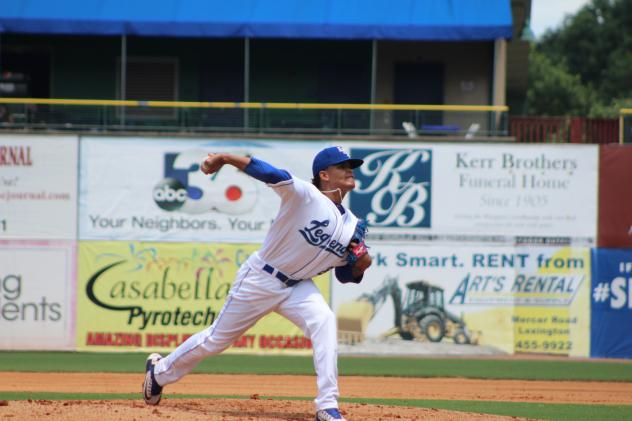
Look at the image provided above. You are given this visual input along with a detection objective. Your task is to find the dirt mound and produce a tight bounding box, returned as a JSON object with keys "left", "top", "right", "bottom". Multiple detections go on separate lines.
{"left": 0, "top": 398, "right": 520, "bottom": 420}
{"left": 3, "top": 372, "right": 631, "bottom": 420}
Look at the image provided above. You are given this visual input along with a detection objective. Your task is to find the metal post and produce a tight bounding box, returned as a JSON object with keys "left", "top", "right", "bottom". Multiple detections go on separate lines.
{"left": 121, "top": 34, "right": 127, "bottom": 128}
{"left": 491, "top": 38, "right": 507, "bottom": 136}
{"left": 337, "top": 108, "right": 342, "bottom": 135}
{"left": 244, "top": 37, "right": 250, "bottom": 131}
{"left": 370, "top": 39, "right": 377, "bottom": 133}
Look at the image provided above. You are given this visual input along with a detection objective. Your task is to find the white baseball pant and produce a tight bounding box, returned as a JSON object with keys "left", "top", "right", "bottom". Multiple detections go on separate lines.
{"left": 153, "top": 263, "right": 340, "bottom": 410}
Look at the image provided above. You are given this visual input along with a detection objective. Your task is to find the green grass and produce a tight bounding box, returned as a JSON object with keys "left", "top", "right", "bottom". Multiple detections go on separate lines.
{"left": 1, "top": 391, "right": 631, "bottom": 421}
{"left": 339, "top": 356, "right": 632, "bottom": 381}
{"left": 1, "top": 351, "right": 632, "bottom": 381}
{"left": 351, "top": 398, "right": 632, "bottom": 421}
{"left": 2, "top": 352, "right": 631, "bottom": 420}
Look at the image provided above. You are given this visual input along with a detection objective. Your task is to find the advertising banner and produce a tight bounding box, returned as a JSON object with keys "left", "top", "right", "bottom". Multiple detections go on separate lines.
{"left": 77, "top": 241, "right": 330, "bottom": 353}
{"left": 341, "top": 143, "right": 598, "bottom": 243}
{"left": 0, "top": 240, "right": 76, "bottom": 350}
{"left": 597, "top": 145, "right": 632, "bottom": 247}
{"left": 79, "top": 137, "right": 325, "bottom": 242}
{"left": 0, "top": 134, "right": 78, "bottom": 240}
{"left": 333, "top": 244, "right": 590, "bottom": 356}
{"left": 591, "top": 248, "right": 632, "bottom": 358}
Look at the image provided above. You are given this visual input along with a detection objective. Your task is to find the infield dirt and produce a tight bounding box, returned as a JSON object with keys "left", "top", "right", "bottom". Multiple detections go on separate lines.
{"left": 2, "top": 373, "right": 632, "bottom": 420}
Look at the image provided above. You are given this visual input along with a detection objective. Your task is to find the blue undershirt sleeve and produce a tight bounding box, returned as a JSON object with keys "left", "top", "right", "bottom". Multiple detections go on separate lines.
{"left": 335, "top": 264, "right": 363, "bottom": 284}
{"left": 244, "top": 156, "right": 292, "bottom": 184}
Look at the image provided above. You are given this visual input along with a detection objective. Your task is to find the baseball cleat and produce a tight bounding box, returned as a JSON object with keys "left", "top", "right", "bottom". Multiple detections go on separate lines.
{"left": 142, "top": 353, "right": 163, "bottom": 405}
{"left": 316, "top": 408, "right": 347, "bottom": 421}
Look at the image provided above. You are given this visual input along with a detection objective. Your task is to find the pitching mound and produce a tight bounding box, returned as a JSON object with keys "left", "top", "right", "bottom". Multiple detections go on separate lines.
{"left": 0, "top": 398, "right": 519, "bottom": 420}
{"left": 3, "top": 372, "right": 632, "bottom": 420}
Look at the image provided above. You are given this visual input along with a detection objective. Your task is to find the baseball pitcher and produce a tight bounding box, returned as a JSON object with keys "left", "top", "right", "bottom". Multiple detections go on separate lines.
{"left": 143, "top": 146, "right": 372, "bottom": 421}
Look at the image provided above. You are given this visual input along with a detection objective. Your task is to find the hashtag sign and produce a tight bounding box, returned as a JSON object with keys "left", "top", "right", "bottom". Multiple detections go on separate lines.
{"left": 592, "top": 283, "right": 610, "bottom": 302}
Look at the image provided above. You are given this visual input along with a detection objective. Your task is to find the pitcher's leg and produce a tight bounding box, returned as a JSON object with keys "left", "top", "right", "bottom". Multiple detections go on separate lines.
{"left": 277, "top": 280, "right": 339, "bottom": 410}
{"left": 154, "top": 268, "right": 286, "bottom": 386}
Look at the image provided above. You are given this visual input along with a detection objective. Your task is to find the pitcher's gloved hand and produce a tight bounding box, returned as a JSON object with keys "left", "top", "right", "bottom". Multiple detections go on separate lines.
{"left": 347, "top": 241, "right": 368, "bottom": 265}
{"left": 346, "top": 219, "right": 369, "bottom": 266}
{"left": 350, "top": 219, "right": 368, "bottom": 245}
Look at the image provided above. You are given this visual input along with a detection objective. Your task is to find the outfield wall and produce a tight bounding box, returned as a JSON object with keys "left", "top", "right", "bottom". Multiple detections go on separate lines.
{"left": 1, "top": 133, "right": 631, "bottom": 358}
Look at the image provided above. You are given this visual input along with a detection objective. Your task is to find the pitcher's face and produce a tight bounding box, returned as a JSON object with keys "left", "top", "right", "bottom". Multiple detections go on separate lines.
{"left": 321, "top": 161, "right": 356, "bottom": 194}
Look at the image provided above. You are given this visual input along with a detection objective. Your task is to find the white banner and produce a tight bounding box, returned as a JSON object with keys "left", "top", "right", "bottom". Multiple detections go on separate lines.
{"left": 0, "top": 134, "right": 78, "bottom": 240}
{"left": 79, "top": 137, "right": 326, "bottom": 242}
{"left": 333, "top": 244, "right": 590, "bottom": 356}
{"left": 0, "top": 240, "right": 76, "bottom": 350}
{"left": 341, "top": 143, "right": 598, "bottom": 243}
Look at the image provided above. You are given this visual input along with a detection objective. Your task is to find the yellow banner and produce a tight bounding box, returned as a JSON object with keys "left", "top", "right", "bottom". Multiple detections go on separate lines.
{"left": 512, "top": 247, "right": 590, "bottom": 356}
{"left": 77, "top": 241, "right": 330, "bottom": 353}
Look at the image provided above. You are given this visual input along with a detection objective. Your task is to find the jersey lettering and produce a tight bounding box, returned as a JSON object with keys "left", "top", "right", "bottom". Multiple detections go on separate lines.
{"left": 299, "top": 219, "right": 330, "bottom": 245}
{"left": 299, "top": 219, "right": 347, "bottom": 257}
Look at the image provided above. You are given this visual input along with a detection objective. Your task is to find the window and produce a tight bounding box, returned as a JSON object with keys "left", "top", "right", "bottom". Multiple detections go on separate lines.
{"left": 117, "top": 57, "right": 179, "bottom": 119}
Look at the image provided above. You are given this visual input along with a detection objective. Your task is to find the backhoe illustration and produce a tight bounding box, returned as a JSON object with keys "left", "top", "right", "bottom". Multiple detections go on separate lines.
{"left": 337, "top": 276, "right": 478, "bottom": 345}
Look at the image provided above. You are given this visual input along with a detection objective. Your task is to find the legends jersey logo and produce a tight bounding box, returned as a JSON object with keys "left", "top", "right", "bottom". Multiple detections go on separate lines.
{"left": 299, "top": 219, "right": 347, "bottom": 257}
{"left": 153, "top": 150, "right": 258, "bottom": 215}
{"left": 349, "top": 148, "right": 432, "bottom": 228}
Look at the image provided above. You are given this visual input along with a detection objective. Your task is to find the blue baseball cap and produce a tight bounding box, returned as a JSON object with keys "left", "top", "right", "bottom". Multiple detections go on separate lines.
{"left": 312, "top": 146, "right": 363, "bottom": 178}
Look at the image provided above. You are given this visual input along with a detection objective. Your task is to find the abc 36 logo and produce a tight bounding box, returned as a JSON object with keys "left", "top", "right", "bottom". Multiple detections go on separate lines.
{"left": 153, "top": 149, "right": 258, "bottom": 215}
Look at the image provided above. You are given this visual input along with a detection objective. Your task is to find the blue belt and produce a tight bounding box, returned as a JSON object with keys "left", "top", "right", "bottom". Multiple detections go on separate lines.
{"left": 262, "top": 264, "right": 301, "bottom": 287}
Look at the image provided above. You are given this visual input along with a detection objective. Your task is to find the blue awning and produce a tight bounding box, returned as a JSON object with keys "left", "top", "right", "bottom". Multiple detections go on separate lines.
{"left": 0, "top": 0, "right": 512, "bottom": 41}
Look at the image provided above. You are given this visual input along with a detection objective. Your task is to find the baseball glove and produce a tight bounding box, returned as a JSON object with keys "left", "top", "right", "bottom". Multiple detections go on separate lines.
{"left": 346, "top": 219, "right": 368, "bottom": 266}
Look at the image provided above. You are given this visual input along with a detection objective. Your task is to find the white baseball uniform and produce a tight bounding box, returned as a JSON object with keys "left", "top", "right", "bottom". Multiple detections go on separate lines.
{"left": 154, "top": 171, "right": 358, "bottom": 410}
